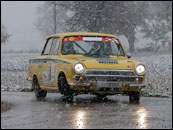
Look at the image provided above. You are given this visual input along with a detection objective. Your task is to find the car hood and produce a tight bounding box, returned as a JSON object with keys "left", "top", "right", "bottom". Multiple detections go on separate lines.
{"left": 60, "top": 55, "right": 138, "bottom": 70}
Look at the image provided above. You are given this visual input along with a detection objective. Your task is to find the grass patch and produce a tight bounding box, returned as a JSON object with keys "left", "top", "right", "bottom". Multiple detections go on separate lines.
{"left": 1, "top": 101, "right": 11, "bottom": 113}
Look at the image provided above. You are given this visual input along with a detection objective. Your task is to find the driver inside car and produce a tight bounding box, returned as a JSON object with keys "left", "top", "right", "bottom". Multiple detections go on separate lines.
{"left": 62, "top": 42, "right": 76, "bottom": 54}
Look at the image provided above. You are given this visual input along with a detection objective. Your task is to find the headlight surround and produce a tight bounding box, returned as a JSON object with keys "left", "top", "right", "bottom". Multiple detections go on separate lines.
{"left": 74, "top": 63, "right": 85, "bottom": 74}
{"left": 135, "top": 64, "right": 146, "bottom": 76}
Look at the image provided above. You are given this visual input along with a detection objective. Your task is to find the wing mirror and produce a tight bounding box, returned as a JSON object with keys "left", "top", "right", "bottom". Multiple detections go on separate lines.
{"left": 127, "top": 53, "right": 131, "bottom": 58}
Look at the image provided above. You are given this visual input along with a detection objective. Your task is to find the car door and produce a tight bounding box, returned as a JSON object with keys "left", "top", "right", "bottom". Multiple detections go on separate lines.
{"left": 40, "top": 37, "right": 53, "bottom": 87}
{"left": 48, "top": 37, "right": 60, "bottom": 87}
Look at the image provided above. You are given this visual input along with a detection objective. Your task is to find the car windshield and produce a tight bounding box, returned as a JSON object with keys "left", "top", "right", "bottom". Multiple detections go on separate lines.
{"left": 61, "top": 36, "right": 125, "bottom": 57}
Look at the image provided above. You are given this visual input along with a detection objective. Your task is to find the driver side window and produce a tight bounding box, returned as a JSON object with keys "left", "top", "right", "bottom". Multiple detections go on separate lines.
{"left": 42, "top": 38, "right": 53, "bottom": 55}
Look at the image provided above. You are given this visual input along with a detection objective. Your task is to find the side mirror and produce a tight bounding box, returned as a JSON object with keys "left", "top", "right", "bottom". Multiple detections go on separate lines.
{"left": 127, "top": 53, "right": 131, "bottom": 58}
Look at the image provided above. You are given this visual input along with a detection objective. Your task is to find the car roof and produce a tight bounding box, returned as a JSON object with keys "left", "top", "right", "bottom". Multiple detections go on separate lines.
{"left": 46, "top": 32, "right": 119, "bottom": 39}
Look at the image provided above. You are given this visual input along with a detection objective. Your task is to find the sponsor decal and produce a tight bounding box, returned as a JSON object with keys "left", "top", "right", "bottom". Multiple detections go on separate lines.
{"left": 127, "top": 65, "right": 131, "bottom": 68}
{"left": 69, "top": 37, "right": 75, "bottom": 41}
{"left": 83, "top": 37, "right": 102, "bottom": 41}
{"left": 47, "top": 64, "right": 51, "bottom": 81}
{"left": 43, "top": 64, "right": 56, "bottom": 86}
{"left": 96, "top": 58, "right": 118, "bottom": 64}
{"left": 43, "top": 71, "right": 48, "bottom": 85}
{"left": 63, "top": 37, "right": 119, "bottom": 43}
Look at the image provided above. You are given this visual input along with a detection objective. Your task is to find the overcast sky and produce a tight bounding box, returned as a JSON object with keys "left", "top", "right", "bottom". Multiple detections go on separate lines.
{"left": 1, "top": 1, "right": 44, "bottom": 51}
{"left": 1, "top": 1, "right": 129, "bottom": 51}
{"left": 1, "top": 1, "right": 129, "bottom": 52}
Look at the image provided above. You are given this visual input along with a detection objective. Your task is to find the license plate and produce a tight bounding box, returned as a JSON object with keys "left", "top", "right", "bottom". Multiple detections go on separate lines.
{"left": 96, "top": 81, "right": 122, "bottom": 89}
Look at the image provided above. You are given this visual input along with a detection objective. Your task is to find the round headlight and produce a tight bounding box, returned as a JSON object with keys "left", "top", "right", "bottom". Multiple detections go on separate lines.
{"left": 135, "top": 64, "right": 146, "bottom": 75}
{"left": 74, "top": 63, "right": 85, "bottom": 74}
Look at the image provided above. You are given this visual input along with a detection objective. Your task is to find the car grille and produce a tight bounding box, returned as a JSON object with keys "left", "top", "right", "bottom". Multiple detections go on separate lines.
{"left": 84, "top": 69, "right": 136, "bottom": 76}
{"left": 83, "top": 69, "right": 142, "bottom": 82}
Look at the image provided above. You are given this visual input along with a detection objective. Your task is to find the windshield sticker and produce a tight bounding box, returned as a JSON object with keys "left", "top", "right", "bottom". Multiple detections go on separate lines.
{"left": 63, "top": 37, "right": 119, "bottom": 43}
{"left": 83, "top": 37, "right": 102, "bottom": 41}
{"left": 102, "top": 38, "right": 119, "bottom": 43}
{"left": 69, "top": 37, "right": 75, "bottom": 41}
{"left": 63, "top": 37, "right": 83, "bottom": 42}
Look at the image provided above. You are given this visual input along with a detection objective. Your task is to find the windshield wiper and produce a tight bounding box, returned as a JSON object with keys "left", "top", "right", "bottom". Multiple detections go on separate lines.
{"left": 88, "top": 46, "right": 102, "bottom": 56}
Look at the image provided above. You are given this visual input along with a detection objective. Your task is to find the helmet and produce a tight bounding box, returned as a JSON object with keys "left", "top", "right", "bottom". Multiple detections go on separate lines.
{"left": 63, "top": 42, "right": 75, "bottom": 54}
{"left": 64, "top": 42, "right": 74, "bottom": 50}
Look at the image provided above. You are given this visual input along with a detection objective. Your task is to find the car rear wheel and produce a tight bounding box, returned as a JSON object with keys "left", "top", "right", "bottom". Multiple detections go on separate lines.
{"left": 33, "top": 76, "right": 47, "bottom": 99}
{"left": 129, "top": 91, "right": 140, "bottom": 102}
{"left": 58, "top": 74, "right": 74, "bottom": 102}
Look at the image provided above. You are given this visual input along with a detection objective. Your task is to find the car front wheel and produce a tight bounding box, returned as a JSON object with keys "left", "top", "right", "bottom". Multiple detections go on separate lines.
{"left": 58, "top": 74, "right": 74, "bottom": 102}
{"left": 33, "top": 76, "right": 47, "bottom": 99}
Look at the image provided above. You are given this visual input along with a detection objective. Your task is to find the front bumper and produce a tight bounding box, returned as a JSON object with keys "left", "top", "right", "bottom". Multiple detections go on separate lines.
{"left": 69, "top": 69, "right": 145, "bottom": 93}
{"left": 68, "top": 81, "right": 146, "bottom": 92}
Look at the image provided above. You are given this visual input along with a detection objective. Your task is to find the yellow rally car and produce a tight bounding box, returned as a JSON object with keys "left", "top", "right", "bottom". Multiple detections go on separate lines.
{"left": 28, "top": 32, "right": 146, "bottom": 102}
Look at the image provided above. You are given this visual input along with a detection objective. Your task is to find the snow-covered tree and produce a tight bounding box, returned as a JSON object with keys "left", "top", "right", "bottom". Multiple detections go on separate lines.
{"left": 36, "top": 1, "right": 172, "bottom": 53}
{"left": 1, "top": 23, "right": 10, "bottom": 44}
{"left": 35, "top": 1, "right": 73, "bottom": 37}
{"left": 140, "top": 1, "right": 172, "bottom": 51}
{"left": 67, "top": 1, "right": 146, "bottom": 53}
{"left": 36, "top": 1, "right": 147, "bottom": 52}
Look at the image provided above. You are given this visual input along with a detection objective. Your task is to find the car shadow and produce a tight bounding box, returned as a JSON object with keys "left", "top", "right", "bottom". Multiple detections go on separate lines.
{"left": 32, "top": 94, "right": 140, "bottom": 106}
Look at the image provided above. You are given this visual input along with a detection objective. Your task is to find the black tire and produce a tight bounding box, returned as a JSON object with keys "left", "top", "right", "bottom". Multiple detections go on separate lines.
{"left": 96, "top": 94, "right": 107, "bottom": 100}
{"left": 129, "top": 91, "right": 140, "bottom": 102}
{"left": 58, "top": 74, "right": 74, "bottom": 102}
{"left": 33, "top": 76, "right": 47, "bottom": 99}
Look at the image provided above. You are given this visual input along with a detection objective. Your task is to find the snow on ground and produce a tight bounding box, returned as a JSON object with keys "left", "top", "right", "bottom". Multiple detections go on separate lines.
{"left": 1, "top": 52, "right": 172, "bottom": 97}
{"left": 1, "top": 52, "right": 39, "bottom": 91}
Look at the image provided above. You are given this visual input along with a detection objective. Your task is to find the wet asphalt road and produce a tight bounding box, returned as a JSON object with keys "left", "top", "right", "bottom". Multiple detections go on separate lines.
{"left": 1, "top": 91, "right": 172, "bottom": 129}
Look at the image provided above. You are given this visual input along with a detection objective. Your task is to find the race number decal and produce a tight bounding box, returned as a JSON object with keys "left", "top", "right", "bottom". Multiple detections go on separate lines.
{"left": 43, "top": 71, "right": 48, "bottom": 84}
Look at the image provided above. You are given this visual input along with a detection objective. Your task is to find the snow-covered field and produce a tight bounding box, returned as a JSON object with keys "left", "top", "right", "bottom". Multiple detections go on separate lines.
{"left": 1, "top": 52, "right": 172, "bottom": 97}
{"left": 132, "top": 52, "right": 172, "bottom": 97}
{"left": 1, "top": 52, "right": 39, "bottom": 91}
